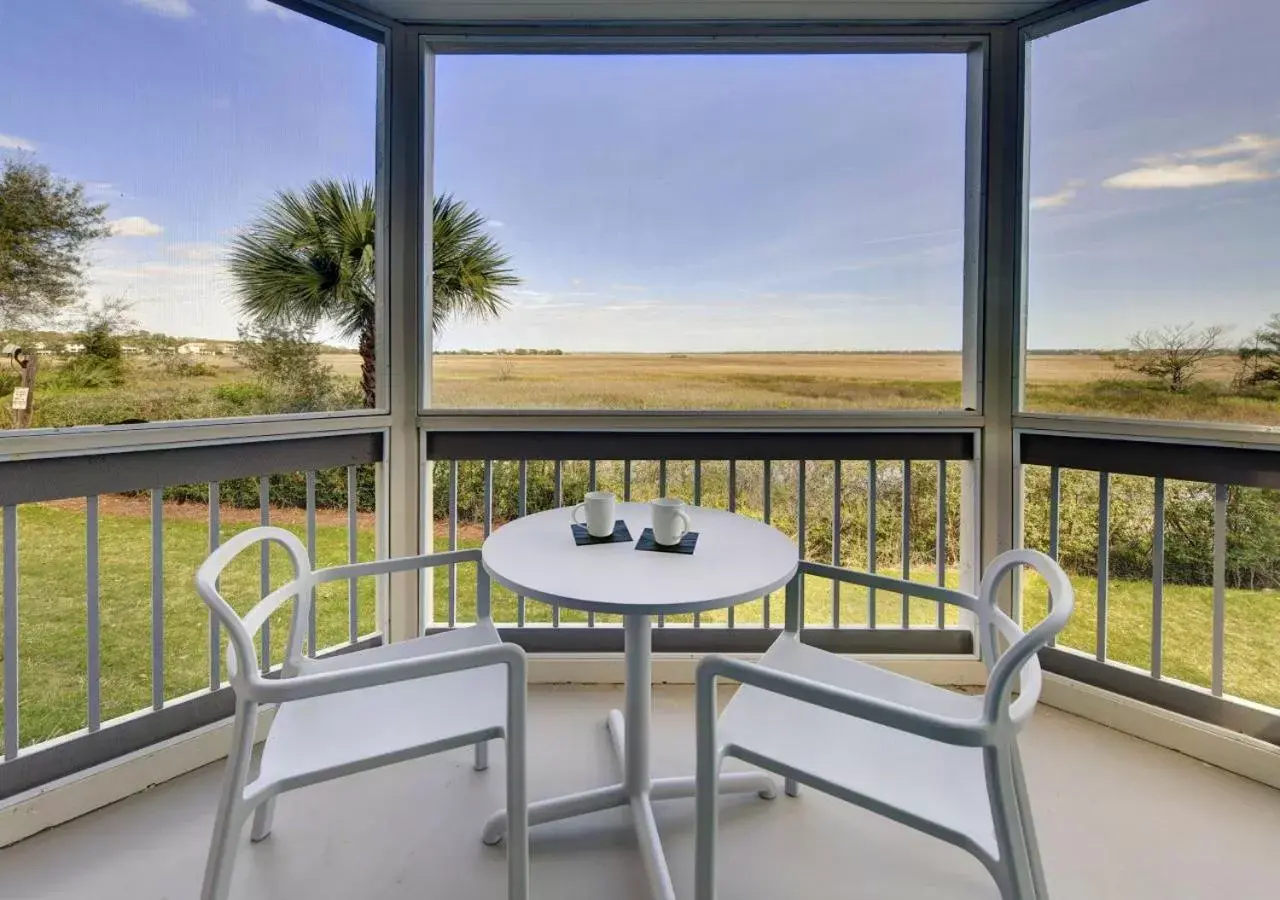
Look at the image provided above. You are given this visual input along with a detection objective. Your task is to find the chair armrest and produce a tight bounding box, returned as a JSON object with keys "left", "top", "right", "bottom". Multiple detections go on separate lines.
{"left": 799, "top": 561, "right": 979, "bottom": 614}
{"left": 310, "top": 548, "right": 483, "bottom": 587}
{"left": 980, "top": 549, "right": 1075, "bottom": 725}
{"left": 697, "top": 653, "right": 985, "bottom": 748}
{"left": 246, "top": 640, "right": 525, "bottom": 704}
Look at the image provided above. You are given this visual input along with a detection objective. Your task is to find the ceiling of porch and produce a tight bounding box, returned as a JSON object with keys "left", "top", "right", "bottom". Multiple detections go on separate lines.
{"left": 354, "top": 0, "right": 1069, "bottom": 24}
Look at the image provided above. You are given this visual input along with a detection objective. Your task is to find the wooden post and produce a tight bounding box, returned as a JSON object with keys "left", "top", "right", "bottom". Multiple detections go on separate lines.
{"left": 9, "top": 346, "right": 35, "bottom": 429}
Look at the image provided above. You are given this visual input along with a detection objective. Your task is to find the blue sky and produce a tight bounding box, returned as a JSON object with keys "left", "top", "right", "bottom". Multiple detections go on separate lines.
{"left": 1, "top": 0, "right": 1277, "bottom": 351}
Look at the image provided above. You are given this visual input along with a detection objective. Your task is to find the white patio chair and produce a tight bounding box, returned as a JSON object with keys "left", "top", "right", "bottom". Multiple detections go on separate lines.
{"left": 195, "top": 526, "right": 528, "bottom": 900}
{"left": 695, "top": 549, "right": 1074, "bottom": 900}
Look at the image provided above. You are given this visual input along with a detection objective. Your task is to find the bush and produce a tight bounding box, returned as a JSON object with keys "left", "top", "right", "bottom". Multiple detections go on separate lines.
{"left": 159, "top": 356, "right": 216, "bottom": 378}
{"left": 158, "top": 465, "right": 377, "bottom": 512}
{"left": 211, "top": 381, "right": 271, "bottom": 413}
{"left": 53, "top": 355, "right": 125, "bottom": 389}
{"left": 236, "top": 321, "right": 343, "bottom": 413}
{"left": 1022, "top": 468, "right": 1280, "bottom": 590}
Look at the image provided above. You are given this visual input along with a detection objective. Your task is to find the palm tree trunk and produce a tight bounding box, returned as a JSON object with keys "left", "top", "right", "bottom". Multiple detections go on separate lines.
{"left": 359, "top": 324, "right": 376, "bottom": 408}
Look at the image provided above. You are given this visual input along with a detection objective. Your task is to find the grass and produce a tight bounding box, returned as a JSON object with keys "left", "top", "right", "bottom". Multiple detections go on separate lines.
{"left": 19, "top": 349, "right": 1280, "bottom": 424}
{"left": 2, "top": 499, "right": 1277, "bottom": 752}
{"left": 1024, "top": 378, "right": 1280, "bottom": 426}
{"left": 1, "top": 502, "right": 378, "bottom": 749}
{"left": 1023, "top": 572, "right": 1280, "bottom": 709}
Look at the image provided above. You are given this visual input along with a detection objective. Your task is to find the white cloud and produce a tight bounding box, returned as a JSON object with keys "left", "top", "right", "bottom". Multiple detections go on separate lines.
{"left": 1187, "top": 133, "right": 1280, "bottom": 160}
{"left": 126, "top": 0, "right": 195, "bottom": 18}
{"left": 170, "top": 241, "right": 222, "bottom": 262}
{"left": 1105, "top": 160, "right": 1274, "bottom": 189}
{"left": 245, "top": 0, "right": 299, "bottom": 20}
{"left": 109, "top": 216, "right": 165, "bottom": 237}
{"left": 87, "top": 242, "right": 240, "bottom": 339}
{"left": 486, "top": 219, "right": 506, "bottom": 228}
{"left": 1104, "top": 133, "right": 1280, "bottom": 190}
{"left": 861, "top": 227, "right": 960, "bottom": 246}
{"left": 0, "top": 133, "right": 37, "bottom": 152}
{"left": 1030, "top": 179, "right": 1085, "bottom": 210}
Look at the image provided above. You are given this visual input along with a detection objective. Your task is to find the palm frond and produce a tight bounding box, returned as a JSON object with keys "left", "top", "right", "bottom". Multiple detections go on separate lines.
{"left": 229, "top": 180, "right": 518, "bottom": 406}
{"left": 431, "top": 193, "right": 518, "bottom": 333}
{"left": 228, "top": 179, "right": 376, "bottom": 341}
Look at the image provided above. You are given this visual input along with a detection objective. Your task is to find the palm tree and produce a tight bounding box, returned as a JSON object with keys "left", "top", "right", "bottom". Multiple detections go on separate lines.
{"left": 228, "top": 180, "right": 517, "bottom": 407}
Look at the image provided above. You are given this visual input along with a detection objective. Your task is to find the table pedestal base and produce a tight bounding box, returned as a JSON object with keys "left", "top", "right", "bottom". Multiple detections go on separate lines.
{"left": 481, "top": 615, "right": 776, "bottom": 900}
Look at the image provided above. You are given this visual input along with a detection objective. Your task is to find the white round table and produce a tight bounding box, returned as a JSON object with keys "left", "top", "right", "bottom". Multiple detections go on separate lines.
{"left": 479, "top": 502, "right": 798, "bottom": 900}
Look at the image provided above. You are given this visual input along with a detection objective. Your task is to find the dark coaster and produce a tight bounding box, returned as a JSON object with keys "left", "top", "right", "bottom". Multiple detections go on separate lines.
{"left": 635, "top": 528, "right": 699, "bottom": 554}
{"left": 571, "top": 520, "right": 633, "bottom": 545}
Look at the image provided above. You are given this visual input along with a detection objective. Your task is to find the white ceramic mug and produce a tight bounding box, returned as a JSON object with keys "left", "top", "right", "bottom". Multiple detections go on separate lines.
{"left": 651, "top": 497, "right": 692, "bottom": 546}
{"left": 572, "top": 491, "right": 617, "bottom": 538}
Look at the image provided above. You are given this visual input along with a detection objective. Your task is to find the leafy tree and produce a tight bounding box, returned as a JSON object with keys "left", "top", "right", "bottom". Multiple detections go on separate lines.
{"left": 235, "top": 320, "right": 350, "bottom": 414}
{"left": 1117, "top": 322, "right": 1225, "bottom": 392}
{"left": 228, "top": 180, "right": 517, "bottom": 408}
{"left": 54, "top": 298, "right": 133, "bottom": 389}
{"left": 0, "top": 160, "right": 109, "bottom": 329}
{"left": 1235, "top": 313, "right": 1280, "bottom": 387}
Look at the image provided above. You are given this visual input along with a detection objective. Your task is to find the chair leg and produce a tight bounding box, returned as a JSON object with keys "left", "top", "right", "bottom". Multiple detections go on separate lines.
{"left": 202, "top": 701, "right": 257, "bottom": 900}
{"left": 250, "top": 797, "right": 277, "bottom": 843}
{"left": 1011, "top": 750, "right": 1048, "bottom": 899}
{"left": 986, "top": 748, "right": 1037, "bottom": 900}
{"left": 203, "top": 803, "right": 248, "bottom": 900}
{"left": 506, "top": 714, "right": 528, "bottom": 898}
{"left": 695, "top": 746, "right": 723, "bottom": 900}
{"left": 474, "top": 739, "right": 490, "bottom": 772}
{"left": 784, "top": 777, "right": 800, "bottom": 797}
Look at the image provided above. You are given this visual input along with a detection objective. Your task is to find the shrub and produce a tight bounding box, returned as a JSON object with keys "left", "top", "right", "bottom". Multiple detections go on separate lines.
{"left": 159, "top": 356, "right": 216, "bottom": 378}
{"left": 54, "top": 356, "right": 125, "bottom": 389}
{"left": 1022, "top": 468, "right": 1280, "bottom": 590}
{"left": 212, "top": 381, "right": 271, "bottom": 412}
{"left": 236, "top": 321, "right": 343, "bottom": 413}
{"left": 158, "top": 465, "right": 377, "bottom": 512}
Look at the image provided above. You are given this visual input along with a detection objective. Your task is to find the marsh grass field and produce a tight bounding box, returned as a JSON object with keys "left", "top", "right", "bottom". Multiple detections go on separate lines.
{"left": 429, "top": 350, "right": 1274, "bottom": 422}
{"left": 10, "top": 348, "right": 1280, "bottom": 426}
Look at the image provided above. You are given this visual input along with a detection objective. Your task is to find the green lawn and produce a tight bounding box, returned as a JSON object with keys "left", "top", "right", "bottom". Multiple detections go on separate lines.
{"left": 2, "top": 503, "right": 378, "bottom": 749}
{"left": 1022, "top": 572, "right": 1280, "bottom": 709}
{"left": 3, "top": 504, "right": 1277, "bottom": 752}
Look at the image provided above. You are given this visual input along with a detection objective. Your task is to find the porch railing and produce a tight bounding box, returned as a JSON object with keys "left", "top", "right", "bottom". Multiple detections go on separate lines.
{"left": 0, "top": 432, "right": 384, "bottom": 800}
{"left": 424, "top": 429, "right": 979, "bottom": 655}
{"left": 1020, "top": 431, "right": 1280, "bottom": 746}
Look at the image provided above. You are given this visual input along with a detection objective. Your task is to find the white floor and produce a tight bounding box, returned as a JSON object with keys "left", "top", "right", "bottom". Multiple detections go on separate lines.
{"left": 3, "top": 685, "right": 1279, "bottom": 900}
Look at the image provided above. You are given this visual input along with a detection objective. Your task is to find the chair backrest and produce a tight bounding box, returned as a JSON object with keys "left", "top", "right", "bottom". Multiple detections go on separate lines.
{"left": 195, "top": 526, "right": 315, "bottom": 694}
{"left": 975, "top": 549, "right": 1075, "bottom": 729}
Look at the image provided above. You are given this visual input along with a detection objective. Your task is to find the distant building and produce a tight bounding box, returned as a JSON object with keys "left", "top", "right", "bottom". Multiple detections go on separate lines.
{"left": 177, "top": 342, "right": 209, "bottom": 356}
{"left": 121, "top": 345, "right": 143, "bottom": 355}
{"left": 63, "top": 343, "right": 85, "bottom": 355}
{"left": 32, "top": 342, "right": 47, "bottom": 353}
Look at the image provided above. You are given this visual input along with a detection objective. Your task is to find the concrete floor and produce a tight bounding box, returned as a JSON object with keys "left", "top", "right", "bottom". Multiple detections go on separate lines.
{"left": 2, "top": 685, "right": 1279, "bottom": 900}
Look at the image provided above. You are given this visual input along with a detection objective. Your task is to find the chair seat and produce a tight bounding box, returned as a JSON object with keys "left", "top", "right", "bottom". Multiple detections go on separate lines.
{"left": 718, "top": 635, "right": 998, "bottom": 859}
{"left": 254, "top": 621, "right": 507, "bottom": 793}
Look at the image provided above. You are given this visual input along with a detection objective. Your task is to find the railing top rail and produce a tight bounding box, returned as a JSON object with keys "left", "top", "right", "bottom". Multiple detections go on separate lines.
{"left": 0, "top": 432, "right": 382, "bottom": 507}
{"left": 425, "top": 429, "right": 975, "bottom": 461}
{"left": 1020, "top": 432, "right": 1280, "bottom": 489}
